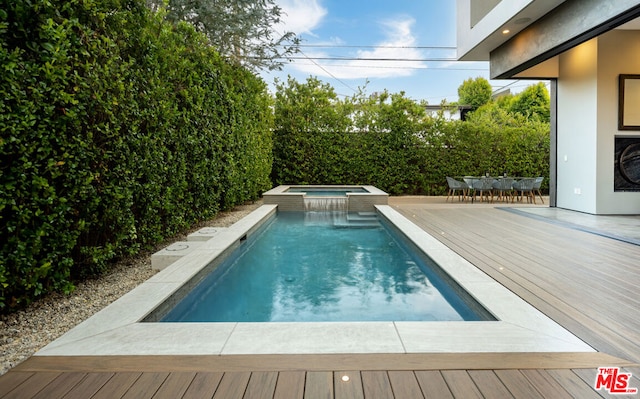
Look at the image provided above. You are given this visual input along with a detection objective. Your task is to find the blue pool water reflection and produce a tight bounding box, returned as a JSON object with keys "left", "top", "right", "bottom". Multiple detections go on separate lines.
{"left": 160, "top": 212, "right": 493, "bottom": 322}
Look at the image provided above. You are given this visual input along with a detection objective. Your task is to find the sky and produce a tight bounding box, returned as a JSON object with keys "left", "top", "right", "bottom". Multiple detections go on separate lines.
{"left": 261, "top": 0, "right": 537, "bottom": 104}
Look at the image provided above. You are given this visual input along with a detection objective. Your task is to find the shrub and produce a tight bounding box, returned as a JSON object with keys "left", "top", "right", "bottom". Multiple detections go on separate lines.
{"left": 0, "top": 0, "right": 273, "bottom": 311}
{"left": 272, "top": 77, "right": 550, "bottom": 196}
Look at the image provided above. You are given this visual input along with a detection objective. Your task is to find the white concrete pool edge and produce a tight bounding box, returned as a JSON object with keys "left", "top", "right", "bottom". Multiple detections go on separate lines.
{"left": 36, "top": 205, "right": 595, "bottom": 356}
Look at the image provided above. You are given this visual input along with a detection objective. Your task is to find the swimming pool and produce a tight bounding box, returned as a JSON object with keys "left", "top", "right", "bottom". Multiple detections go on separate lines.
{"left": 38, "top": 196, "right": 593, "bottom": 356}
{"left": 156, "top": 211, "right": 495, "bottom": 322}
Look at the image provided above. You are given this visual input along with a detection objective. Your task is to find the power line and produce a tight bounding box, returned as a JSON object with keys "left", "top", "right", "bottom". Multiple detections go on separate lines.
{"left": 279, "top": 56, "right": 457, "bottom": 62}
{"left": 290, "top": 63, "right": 488, "bottom": 71}
{"left": 492, "top": 80, "right": 521, "bottom": 95}
{"left": 270, "top": 28, "right": 358, "bottom": 93}
{"left": 294, "top": 44, "right": 457, "bottom": 50}
{"left": 295, "top": 49, "right": 359, "bottom": 93}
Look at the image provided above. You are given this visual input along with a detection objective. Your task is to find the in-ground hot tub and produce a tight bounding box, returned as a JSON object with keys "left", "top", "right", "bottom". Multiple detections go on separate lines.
{"left": 263, "top": 185, "right": 389, "bottom": 212}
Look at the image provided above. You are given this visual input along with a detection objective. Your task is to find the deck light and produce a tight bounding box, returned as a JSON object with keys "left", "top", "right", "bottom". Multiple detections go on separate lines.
{"left": 502, "top": 29, "right": 510, "bottom": 35}
{"left": 341, "top": 375, "right": 350, "bottom": 382}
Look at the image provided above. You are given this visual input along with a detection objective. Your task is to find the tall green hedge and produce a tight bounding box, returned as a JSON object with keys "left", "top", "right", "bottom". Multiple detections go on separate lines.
{"left": 272, "top": 77, "right": 550, "bottom": 196}
{"left": 0, "top": 0, "right": 272, "bottom": 311}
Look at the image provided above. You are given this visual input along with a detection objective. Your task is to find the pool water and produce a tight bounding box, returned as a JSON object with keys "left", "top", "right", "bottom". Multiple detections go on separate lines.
{"left": 160, "top": 212, "right": 493, "bottom": 322}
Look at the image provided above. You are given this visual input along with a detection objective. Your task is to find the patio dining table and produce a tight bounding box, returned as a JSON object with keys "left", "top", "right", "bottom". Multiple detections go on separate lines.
{"left": 459, "top": 176, "right": 515, "bottom": 203}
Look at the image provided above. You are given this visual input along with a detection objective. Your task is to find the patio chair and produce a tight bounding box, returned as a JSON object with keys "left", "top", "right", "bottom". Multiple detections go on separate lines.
{"left": 512, "top": 178, "right": 536, "bottom": 203}
{"left": 533, "top": 176, "right": 544, "bottom": 204}
{"left": 472, "top": 177, "right": 495, "bottom": 203}
{"left": 492, "top": 177, "right": 515, "bottom": 202}
{"left": 446, "top": 177, "right": 469, "bottom": 202}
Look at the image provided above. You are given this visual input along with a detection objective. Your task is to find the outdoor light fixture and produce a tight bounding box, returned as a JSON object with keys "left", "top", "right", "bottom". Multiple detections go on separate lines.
{"left": 341, "top": 375, "right": 350, "bottom": 382}
{"left": 502, "top": 29, "right": 510, "bottom": 35}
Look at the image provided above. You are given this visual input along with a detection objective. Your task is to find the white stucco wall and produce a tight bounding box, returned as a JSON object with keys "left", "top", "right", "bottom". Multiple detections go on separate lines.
{"left": 557, "top": 31, "right": 640, "bottom": 214}
{"left": 557, "top": 40, "right": 599, "bottom": 213}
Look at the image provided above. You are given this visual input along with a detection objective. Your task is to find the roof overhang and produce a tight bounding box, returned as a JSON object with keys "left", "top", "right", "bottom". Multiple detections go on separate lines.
{"left": 457, "top": 0, "right": 565, "bottom": 62}
{"left": 490, "top": 1, "right": 640, "bottom": 79}
{"left": 458, "top": 0, "right": 640, "bottom": 79}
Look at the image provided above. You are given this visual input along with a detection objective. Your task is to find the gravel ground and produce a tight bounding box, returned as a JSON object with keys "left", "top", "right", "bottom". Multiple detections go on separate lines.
{"left": 0, "top": 200, "right": 262, "bottom": 375}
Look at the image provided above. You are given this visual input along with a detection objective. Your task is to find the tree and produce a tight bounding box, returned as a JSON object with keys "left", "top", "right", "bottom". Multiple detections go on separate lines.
{"left": 147, "top": 0, "right": 299, "bottom": 71}
{"left": 272, "top": 76, "right": 352, "bottom": 184}
{"left": 458, "top": 77, "right": 492, "bottom": 110}
{"left": 509, "top": 82, "right": 550, "bottom": 122}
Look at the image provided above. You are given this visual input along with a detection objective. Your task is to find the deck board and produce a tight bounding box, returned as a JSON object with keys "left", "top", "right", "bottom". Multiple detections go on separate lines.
{"left": 414, "top": 370, "right": 454, "bottom": 398}
{"left": 361, "top": 371, "right": 394, "bottom": 398}
{"left": 304, "top": 371, "right": 333, "bottom": 399}
{"left": 0, "top": 372, "right": 33, "bottom": 397}
{"left": 90, "top": 372, "right": 141, "bottom": 399}
{"left": 245, "top": 371, "right": 278, "bottom": 399}
{"left": 14, "top": 352, "right": 632, "bottom": 373}
{"left": 334, "top": 371, "right": 364, "bottom": 399}
{"left": 387, "top": 371, "right": 424, "bottom": 399}
{"left": 2, "top": 198, "right": 640, "bottom": 398}
{"left": 60, "top": 373, "right": 114, "bottom": 399}
{"left": 467, "top": 370, "right": 514, "bottom": 398}
{"left": 180, "top": 372, "right": 222, "bottom": 399}
{"left": 32, "top": 372, "right": 85, "bottom": 399}
{"left": 545, "top": 369, "right": 603, "bottom": 399}
{"left": 212, "top": 372, "right": 250, "bottom": 399}
{"left": 494, "top": 370, "right": 545, "bottom": 398}
{"left": 273, "top": 371, "right": 305, "bottom": 399}
{"left": 440, "top": 370, "right": 483, "bottom": 399}
{"left": 519, "top": 369, "right": 573, "bottom": 399}
{"left": 2, "top": 372, "right": 60, "bottom": 399}
{"left": 152, "top": 372, "right": 197, "bottom": 399}
{"left": 120, "top": 372, "right": 168, "bottom": 399}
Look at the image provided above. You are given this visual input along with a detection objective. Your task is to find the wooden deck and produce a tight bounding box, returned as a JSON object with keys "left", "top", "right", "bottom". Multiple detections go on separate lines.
{"left": 2, "top": 197, "right": 640, "bottom": 398}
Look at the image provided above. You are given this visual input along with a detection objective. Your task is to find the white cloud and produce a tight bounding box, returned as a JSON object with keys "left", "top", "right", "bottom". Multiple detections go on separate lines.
{"left": 275, "top": 0, "right": 327, "bottom": 36}
{"left": 291, "top": 17, "right": 427, "bottom": 80}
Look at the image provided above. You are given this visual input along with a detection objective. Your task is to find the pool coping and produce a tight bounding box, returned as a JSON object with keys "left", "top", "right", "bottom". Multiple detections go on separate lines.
{"left": 263, "top": 185, "right": 389, "bottom": 212}
{"left": 36, "top": 205, "right": 595, "bottom": 356}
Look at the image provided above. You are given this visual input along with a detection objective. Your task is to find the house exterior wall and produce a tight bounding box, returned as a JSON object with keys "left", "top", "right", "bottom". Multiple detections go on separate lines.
{"left": 556, "top": 31, "right": 640, "bottom": 214}
{"left": 557, "top": 40, "right": 598, "bottom": 213}
{"left": 596, "top": 30, "right": 640, "bottom": 213}
{"left": 457, "top": 0, "right": 640, "bottom": 214}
